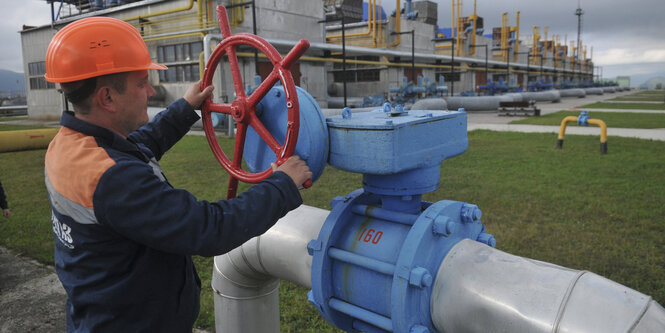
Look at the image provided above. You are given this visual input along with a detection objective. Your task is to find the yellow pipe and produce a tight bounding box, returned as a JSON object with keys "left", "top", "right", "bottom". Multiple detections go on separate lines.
{"left": 143, "top": 32, "right": 205, "bottom": 42}
{"left": 557, "top": 116, "right": 578, "bottom": 140}
{"left": 557, "top": 115, "right": 608, "bottom": 153}
{"left": 501, "top": 13, "right": 508, "bottom": 62}
{"left": 513, "top": 11, "right": 520, "bottom": 61}
{"left": 123, "top": 0, "right": 195, "bottom": 22}
{"left": 587, "top": 118, "right": 608, "bottom": 143}
{"left": 0, "top": 128, "right": 59, "bottom": 153}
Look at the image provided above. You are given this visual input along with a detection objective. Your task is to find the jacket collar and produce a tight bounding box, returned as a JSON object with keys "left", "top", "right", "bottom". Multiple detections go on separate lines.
{"left": 59, "top": 111, "right": 140, "bottom": 154}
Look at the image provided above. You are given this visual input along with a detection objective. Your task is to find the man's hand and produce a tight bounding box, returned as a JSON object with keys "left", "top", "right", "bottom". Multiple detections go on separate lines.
{"left": 271, "top": 156, "right": 313, "bottom": 188}
{"left": 2, "top": 208, "right": 10, "bottom": 219}
{"left": 184, "top": 80, "right": 214, "bottom": 109}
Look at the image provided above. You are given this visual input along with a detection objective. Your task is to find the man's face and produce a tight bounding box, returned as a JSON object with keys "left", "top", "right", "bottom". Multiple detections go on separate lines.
{"left": 114, "top": 70, "right": 155, "bottom": 136}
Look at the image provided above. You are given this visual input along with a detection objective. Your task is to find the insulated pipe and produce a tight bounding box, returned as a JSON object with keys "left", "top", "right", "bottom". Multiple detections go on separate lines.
{"left": 212, "top": 205, "right": 329, "bottom": 333}
{"left": 559, "top": 88, "right": 586, "bottom": 98}
{"left": 445, "top": 95, "right": 513, "bottom": 111}
{"left": 0, "top": 128, "right": 59, "bottom": 153}
{"left": 431, "top": 239, "right": 665, "bottom": 333}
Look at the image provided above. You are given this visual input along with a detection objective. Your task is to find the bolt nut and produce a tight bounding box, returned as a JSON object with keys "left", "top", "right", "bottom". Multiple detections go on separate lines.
{"left": 409, "top": 267, "right": 432, "bottom": 288}
{"left": 307, "top": 239, "right": 322, "bottom": 255}
{"left": 433, "top": 216, "right": 455, "bottom": 236}
{"left": 342, "top": 107, "right": 352, "bottom": 119}
{"left": 461, "top": 204, "right": 482, "bottom": 223}
{"left": 477, "top": 232, "right": 497, "bottom": 247}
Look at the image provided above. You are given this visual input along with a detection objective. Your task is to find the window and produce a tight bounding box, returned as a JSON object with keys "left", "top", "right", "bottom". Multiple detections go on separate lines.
{"left": 157, "top": 41, "right": 203, "bottom": 83}
{"left": 437, "top": 72, "right": 460, "bottom": 82}
{"left": 28, "top": 61, "right": 55, "bottom": 90}
{"left": 331, "top": 56, "right": 382, "bottom": 83}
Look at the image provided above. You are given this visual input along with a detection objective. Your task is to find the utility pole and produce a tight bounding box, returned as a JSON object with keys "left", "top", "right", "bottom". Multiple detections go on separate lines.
{"left": 575, "top": 2, "right": 583, "bottom": 75}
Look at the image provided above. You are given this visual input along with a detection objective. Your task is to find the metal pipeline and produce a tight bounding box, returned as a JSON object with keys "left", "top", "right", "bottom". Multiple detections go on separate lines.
{"left": 212, "top": 206, "right": 665, "bottom": 332}
{"left": 584, "top": 87, "right": 604, "bottom": 95}
{"left": 559, "top": 88, "right": 586, "bottom": 98}
{"left": 431, "top": 239, "right": 665, "bottom": 333}
{"left": 211, "top": 205, "right": 329, "bottom": 333}
{"left": 445, "top": 95, "right": 514, "bottom": 111}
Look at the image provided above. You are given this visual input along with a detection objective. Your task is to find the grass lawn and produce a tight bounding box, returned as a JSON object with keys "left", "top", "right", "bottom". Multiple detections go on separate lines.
{"left": 1, "top": 131, "right": 663, "bottom": 331}
{"left": 0, "top": 123, "right": 50, "bottom": 131}
{"left": 610, "top": 90, "right": 665, "bottom": 102}
{"left": 580, "top": 101, "right": 665, "bottom": 110}
{"left": 509, "top": 110, "right": 665, "bottom": 128}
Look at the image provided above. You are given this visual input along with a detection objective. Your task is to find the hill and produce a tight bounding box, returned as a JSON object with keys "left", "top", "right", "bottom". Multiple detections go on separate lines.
{"left": 0, "top": 69, "right": 26, "bottom": 92}
{"left": 639, "top": 76, "right": 665, "bottom": 90}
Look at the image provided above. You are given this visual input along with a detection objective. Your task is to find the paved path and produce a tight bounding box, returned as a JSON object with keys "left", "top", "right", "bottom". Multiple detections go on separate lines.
{"left": 0, "top": 247, "right": 66, "bottom": 332}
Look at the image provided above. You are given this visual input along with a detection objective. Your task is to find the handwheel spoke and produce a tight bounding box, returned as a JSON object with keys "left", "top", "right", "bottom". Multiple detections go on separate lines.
{"left": 206, "top": 102, "right": 233, "bottom": 115}
{"left": 232, "top": 122, "right": 248, "bottom": 168}
{"left": 249, "top": 113, "right": 283, "bottom": 157}
{"left": 225, "top": 46, "right": 247, "bottom": 100}
{"left": 247, "top": 67, "right": 281, "bottom": 107}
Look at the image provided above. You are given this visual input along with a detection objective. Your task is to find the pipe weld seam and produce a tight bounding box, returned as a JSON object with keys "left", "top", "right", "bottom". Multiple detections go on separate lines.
{"left": 214, "top": 255, "right": 271, "bottom": 289}
{"left": 627, "top": 296, "right": 653, "bottom": 332}
{"left": 239, "top": 239, "right": 267, "bottom": 276}
{"left": 551, "top": 270, "right": 588, "bottom": 333}
{"left": 212, "top": 285, "right": 279, "bottom": 300}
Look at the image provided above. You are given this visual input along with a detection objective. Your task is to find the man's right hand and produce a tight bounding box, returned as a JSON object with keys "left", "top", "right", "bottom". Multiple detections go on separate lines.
{"left": 271, "top": 156, "right": 312, "bottom": 188}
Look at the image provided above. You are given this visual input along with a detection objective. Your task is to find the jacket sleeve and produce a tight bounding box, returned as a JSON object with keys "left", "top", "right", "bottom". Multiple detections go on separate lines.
{"left": 93, "top": 160, "right": 302, "bottom": 256}
{"left": 127, "top": 98, "right": 200, "bottom": 160}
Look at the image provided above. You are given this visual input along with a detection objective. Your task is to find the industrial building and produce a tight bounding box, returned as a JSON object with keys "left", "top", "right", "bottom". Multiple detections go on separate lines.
{"left": 21, "top": 0, "right": 596, "bottom": 119}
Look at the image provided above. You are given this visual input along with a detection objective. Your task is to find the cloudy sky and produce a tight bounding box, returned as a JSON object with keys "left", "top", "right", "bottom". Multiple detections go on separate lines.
{"left": 1, "top": 0, "right": 664, "bottom": 85}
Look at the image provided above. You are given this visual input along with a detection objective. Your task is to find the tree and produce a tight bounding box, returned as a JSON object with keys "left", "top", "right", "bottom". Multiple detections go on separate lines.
{"left": 656, "top": 83, "right": 663, "bottom": 90}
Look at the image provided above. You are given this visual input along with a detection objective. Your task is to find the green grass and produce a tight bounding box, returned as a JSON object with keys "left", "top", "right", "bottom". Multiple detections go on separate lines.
{"left": 0, "top": 123, "right": 50, "bottom": 131}
{"left": 580, "top": 101, "right": 665, "bottom": 110}
{"left": 509, "top": 110, "right": 665, "bottom": 128}
{"left": 610, "top": 90, "right": 665, "bottom": 102}
{"left": 1, "top": 132, "right": 664, "bottom": 331}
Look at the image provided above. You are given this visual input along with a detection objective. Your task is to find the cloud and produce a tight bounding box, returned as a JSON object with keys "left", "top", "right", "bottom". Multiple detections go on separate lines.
{"left": 595, "top": 48, "right": 665, "bottom": 66}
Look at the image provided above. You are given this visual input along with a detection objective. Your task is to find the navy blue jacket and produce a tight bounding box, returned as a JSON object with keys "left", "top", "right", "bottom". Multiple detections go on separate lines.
{"left": 45, "top": 98, "right": 302, "bottom": 332}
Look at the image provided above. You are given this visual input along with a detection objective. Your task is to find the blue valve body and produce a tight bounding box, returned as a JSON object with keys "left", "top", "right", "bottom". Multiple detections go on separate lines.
{"left": 308, "top": 190, "right": 494, "bottom": 332}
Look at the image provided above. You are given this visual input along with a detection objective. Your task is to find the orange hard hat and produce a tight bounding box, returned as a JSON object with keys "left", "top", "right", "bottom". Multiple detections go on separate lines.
{"left": 44, "top": 16, "right": 166, "bottom": 83}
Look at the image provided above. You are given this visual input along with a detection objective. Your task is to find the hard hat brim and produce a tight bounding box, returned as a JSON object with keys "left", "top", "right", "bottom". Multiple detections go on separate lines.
{"left": 45, "top": 62, "right": 168, "bottom": 83}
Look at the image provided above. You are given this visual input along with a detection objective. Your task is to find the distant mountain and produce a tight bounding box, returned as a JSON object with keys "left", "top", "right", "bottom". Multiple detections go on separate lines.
{"left": 0, "top": 69, "right": 26, "bottom": 92}
{"left": 631, "top": 71, "right": 665, "bottom": 88}
{"left": 639, "top": 77, "right": 665, "bottom": 90}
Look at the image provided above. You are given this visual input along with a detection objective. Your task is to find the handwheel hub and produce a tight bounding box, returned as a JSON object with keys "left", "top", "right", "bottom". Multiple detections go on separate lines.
{"left": 231, "top": 99, "right": 249, "bottom": 123}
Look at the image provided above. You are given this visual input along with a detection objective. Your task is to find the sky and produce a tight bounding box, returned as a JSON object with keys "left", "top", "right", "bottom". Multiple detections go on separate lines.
{"left": 1, "top": 0, "right": 664, "bottom": 86}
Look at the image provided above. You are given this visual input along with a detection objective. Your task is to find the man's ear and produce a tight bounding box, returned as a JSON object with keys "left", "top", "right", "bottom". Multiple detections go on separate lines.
{"left": 94, "top": 86, "right": 117, "bottom": 113}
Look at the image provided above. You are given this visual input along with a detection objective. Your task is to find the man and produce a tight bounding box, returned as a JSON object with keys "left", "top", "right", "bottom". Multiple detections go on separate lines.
{"left": 0, "top": 178, "right": 9, "bottom": 219}
{"left": 44, "top": 17, "right": 311, "bottom": 332}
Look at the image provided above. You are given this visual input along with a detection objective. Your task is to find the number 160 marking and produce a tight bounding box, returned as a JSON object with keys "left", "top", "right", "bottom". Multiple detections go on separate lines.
{"left": 358, "top": 228, "right": 383, "bottom": 244}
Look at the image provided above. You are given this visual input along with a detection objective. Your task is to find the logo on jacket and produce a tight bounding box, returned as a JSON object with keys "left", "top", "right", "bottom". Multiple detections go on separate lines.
{"left": 52, "top": 214, "right": 74, "bottom": 249}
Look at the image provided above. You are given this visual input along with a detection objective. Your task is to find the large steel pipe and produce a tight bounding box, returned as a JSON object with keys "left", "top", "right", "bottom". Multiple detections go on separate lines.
{"left": 212, "top": 207, "right": 665, "bottom": 332}
{"left": 445, "top": 96, "right": 514, "bottom": 111}
{"left": 559, "top": 88, "right": 586, "bottom": 98}
{"left": 432, "top": 239, "right": 665, "bottom": 333}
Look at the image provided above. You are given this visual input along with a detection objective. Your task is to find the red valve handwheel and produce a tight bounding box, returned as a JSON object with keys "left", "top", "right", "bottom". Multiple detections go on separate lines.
{"left": 201, "top": 6, "right": 310, "bottom": 199}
